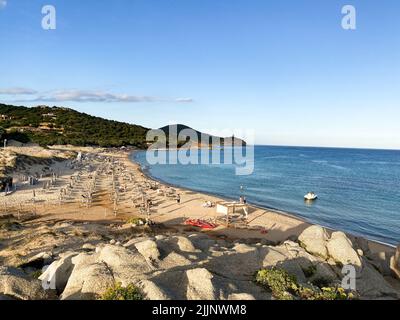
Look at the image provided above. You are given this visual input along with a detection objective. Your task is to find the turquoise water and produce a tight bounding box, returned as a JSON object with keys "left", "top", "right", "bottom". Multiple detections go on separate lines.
{"left": 133, "top": 146, "right": 400, "bottom": 245}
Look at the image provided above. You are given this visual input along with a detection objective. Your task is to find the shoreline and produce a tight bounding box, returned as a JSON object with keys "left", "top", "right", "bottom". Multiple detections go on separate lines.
{"left": 128, "top": 150, "right": 397, "bottom": 252}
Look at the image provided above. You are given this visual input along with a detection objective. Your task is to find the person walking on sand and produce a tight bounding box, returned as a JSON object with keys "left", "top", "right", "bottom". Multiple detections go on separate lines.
{"left": 176, "top": 194, "right": 181, "bottom": 204}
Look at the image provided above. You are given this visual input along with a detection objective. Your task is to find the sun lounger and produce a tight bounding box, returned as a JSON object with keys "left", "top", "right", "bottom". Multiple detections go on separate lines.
{"left": 184, "top": 219, "right": 217, "bottom": 229}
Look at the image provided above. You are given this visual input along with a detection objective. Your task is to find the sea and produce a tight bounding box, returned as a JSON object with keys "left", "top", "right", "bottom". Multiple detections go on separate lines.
{"left": 133, "top": 146, "right": 400, "bottom": 246}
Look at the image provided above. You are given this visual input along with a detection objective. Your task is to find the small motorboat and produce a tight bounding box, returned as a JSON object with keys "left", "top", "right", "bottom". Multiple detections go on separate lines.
{"left": 304, "top": 192, "right": 318, "bottom": 201}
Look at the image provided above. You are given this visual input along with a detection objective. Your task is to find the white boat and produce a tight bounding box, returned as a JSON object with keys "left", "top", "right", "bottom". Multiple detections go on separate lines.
{"left": 304, "top": 192, "right": 318, "bottom": 201}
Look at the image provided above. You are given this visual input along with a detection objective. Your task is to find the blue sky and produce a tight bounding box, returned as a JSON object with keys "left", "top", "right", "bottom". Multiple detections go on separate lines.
{"left": 0, "top": 0, "right": 399, "bottom": 149}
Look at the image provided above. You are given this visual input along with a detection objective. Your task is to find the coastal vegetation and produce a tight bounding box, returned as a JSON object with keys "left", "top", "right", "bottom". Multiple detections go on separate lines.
{"left": 0, "top": 104, "right": 245, "bottom": 148}
{"left": 255, "top": 268, "right": 354, "bottom": 300}
{"left": 100, "top": 282, "right": 144, "bottom": 300}
{"left": 126, "top": 217, "right": 147, "bottom": 226}
{"left": 0, "top": 104, "right": 149, "bottom": 148}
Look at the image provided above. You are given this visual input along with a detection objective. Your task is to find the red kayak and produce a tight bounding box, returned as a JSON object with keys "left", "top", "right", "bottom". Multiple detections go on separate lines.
{"left": 184, "top": 219, "right": 217, "bottom": 230}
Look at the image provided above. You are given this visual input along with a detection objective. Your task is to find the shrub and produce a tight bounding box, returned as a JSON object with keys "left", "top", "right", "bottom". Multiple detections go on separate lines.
{"left": 126, "top": 217, "right": 146, "bottom": 226}
{"left": 255, "top": 268, "right": 298, "bottom": 300}
{"left": 0, "top": 104, "right": 149, "bottom": 148}
{"left": 318, "top": 287, "right": 350, "bottom": 300}
{"left": 298, "top": 286, "right": 352, "bottom": 300}
{"left": 100, "top": 282, "right": 144, "bottom": 300}
{"left": 255, "top": 268, "right": 356, "bottom": 301}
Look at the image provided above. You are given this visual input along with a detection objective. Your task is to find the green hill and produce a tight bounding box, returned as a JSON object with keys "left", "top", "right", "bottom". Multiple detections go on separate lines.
{"left": 0, "top": 104, "right": 246, "bottom": 148}
{"left": 159, "top": 124, "right": 246, "bottom": 147}
{"left": 0, "top": 104, "right": 149, "bottom": 148}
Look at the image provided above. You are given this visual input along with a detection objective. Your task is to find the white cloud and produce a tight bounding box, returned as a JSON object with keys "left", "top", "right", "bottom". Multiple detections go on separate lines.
{"left": 0, "top": 87, "right": 37, "bottom": 95}
{"left": 36, "top": 90, "right": 157, "bottom": 103}
{"left": 0, "top": 88, "right": 193, "bottom": 104}
{"left": 175, "top": 98, "right": 194, "bottom": 103}
{"left": 0, "top": 1, "right": 7, "bottom": 9}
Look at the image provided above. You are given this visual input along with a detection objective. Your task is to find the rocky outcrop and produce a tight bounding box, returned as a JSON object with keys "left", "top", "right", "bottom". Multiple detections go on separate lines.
{"left": 187, "top": 234, "right": 216, "bottom": 251}
{"left": 186, "top": 268, "right": 216, "bottom": 300}
{"left": 55, "top": 236, "right": 276, "bottom": 300}
{"left": 158, "top": 252, "right": 192, "bottom": 269}
{"left": 2, "top": 223, "right": 399, "bottom": 300}
{"left": 0, "top": 267, "right": 50, "bottom": 300}
{"left": 205, "top": 243, "right": 262, "bottom": 281}
{"left": 357, "top": 264, "right": 399, "bottom": 299}
{"left": 134, "top": 240, "right": 160, "bottom": 266}
{"left": 173, "top": 236, "right": 199, "bottom": 253}
{"left": 298, "top": 225, "right": 329, "bottom": 259}
{"left": 61, "top": 261, "right": 115, "bottom": 300}
{"left": 368, "top": 251, "right": 392, "bottom": 276}
{"left": 354, "top": 237, "right": 371, "bottom": 256}
{"left": 137, "top": 280, "right": 170, "bottom": 300}
{"left": 59, "top": 248, "right": 140, "bottom": 300}
{"left": 299, "top": 226, "right": 363, "bottom": 267}
{"left": 96, "top": 245, "right": 153, "bottom": 283}
{"left": 326, "top": 232, "right": 362, "bottom": 267}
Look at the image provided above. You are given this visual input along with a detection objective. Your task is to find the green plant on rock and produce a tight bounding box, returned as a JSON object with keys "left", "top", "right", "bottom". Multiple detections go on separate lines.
{"left": 255, "top": 268, "right": 356, "bottom": 301}
{"left": 320, "top": 287, "right": 354, "bottom": 300}
{"left": 126, "top": 217, "right": 146, "bottom": 226}
{"left": 298, "top": 286, "right": 352, "bottom": 300}
{"left": 255, "top": 268, "right": 299, "bottom": 300}
{"left": 100, "top": 282, "right": 144, "bottom": 300}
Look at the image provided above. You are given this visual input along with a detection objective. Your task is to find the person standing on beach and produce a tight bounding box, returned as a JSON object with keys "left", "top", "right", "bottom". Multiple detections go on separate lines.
{"left": 176, "top": 194, "right": 181, "bottom": 204}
